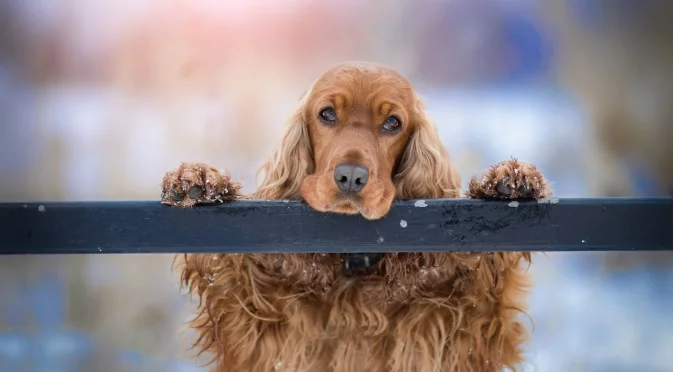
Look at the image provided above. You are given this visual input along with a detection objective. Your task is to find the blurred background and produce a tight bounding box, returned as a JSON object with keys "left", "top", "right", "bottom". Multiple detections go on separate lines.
{"left": 0, "top": 0, "right": 672, "bottom": 371}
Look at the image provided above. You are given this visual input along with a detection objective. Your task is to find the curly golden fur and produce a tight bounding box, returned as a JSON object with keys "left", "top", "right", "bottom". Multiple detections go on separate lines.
{"left": 162, "top": 61, "right": 552, "bottom": 372}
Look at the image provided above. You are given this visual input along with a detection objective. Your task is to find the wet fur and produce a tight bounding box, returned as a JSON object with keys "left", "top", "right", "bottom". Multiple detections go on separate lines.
{"left": 166, "top": 62, "right": 546, "bottom": 371}
{"left": 176, "top": 252, "right": 531, "bottom": 372}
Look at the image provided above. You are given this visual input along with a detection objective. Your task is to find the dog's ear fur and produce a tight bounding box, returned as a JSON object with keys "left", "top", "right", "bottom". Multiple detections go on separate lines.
{"left": 394, "top": 96, "right": 461, "bottom": 199}
{"left": 254, "top": 89, "right": 315, "bottom": 199}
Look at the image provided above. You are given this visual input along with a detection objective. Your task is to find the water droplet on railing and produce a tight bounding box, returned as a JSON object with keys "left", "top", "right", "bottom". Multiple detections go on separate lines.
{"left": 414, "top": 200, "right": 427, "bottom": 208}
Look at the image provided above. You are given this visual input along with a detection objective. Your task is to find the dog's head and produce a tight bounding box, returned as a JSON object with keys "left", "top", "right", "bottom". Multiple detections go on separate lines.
{"left": 255, "top": 61, "right": 461, "bottom": 220}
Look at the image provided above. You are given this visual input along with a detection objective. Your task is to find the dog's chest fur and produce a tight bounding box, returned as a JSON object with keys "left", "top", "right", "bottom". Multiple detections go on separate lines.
{"left": 262, "top": 270, "right": 474, "bottom": 372}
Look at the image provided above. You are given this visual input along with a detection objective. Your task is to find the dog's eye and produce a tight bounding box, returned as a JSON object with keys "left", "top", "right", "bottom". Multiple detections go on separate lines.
{"left": 319, "top": 108, "right": 337, "bottom": 123}
{"left": 382, "top": 116, "right": 401, "bottom": 131}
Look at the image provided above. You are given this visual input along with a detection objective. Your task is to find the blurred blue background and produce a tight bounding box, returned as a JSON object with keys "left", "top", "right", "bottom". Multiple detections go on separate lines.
{"left": 0, "top": 0, "right": 672, "bottom": 371}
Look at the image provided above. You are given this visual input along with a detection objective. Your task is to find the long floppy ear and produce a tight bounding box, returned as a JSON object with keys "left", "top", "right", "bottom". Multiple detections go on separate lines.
{"left": 394, "top": 96, "right": 461, "bottom": 199}
{"left": 253, "top": 89, "right": 314, "bottom": 199}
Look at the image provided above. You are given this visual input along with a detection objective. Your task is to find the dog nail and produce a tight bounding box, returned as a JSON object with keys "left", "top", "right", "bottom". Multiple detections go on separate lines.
{"left": 517, "top": 181, "right": 532, "bottom": 197}
{"left": 170, "top": 189, "right": 185, "bottom": 201}
{"left": 497, "top": 182, "right": 512, "bottom": 196}
{"left": 519, "top": 187, "right": 532, "bottom": 197}
{"left": 188, "top": 186, "right": 204, "bottom": 199}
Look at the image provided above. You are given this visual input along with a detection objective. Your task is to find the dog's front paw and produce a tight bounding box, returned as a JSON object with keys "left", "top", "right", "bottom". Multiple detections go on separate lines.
{"left": 161, "top": 162, "right": 241, "bottom": 207}
{"left": 466, "top": 158, "right": 552, "bottom": 200}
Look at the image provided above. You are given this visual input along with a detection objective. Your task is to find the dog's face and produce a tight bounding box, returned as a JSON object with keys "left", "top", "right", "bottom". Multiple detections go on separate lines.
{"left": 299, "top": 64, "right": 417, "bottom": 220}
{"left": 255, "top": 61, "right": 461, "bottom": 222}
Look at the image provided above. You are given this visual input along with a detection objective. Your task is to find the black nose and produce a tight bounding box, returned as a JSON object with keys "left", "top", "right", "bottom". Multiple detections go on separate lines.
{"left": 334, "top": 164, "right": 369, "bottom": 193}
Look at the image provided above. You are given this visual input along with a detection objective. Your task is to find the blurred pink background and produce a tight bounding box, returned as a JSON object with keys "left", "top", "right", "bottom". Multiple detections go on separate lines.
{"left": 0, "top": 1, "right": 671, "bottom": 371}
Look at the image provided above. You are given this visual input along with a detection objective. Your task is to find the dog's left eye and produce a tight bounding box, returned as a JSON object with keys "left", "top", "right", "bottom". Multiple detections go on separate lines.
{"left": 319, "top": 108, "right": 337, "bottom": 123}
{"left": 382, "top": 116, "right": 401, "bottom": 131}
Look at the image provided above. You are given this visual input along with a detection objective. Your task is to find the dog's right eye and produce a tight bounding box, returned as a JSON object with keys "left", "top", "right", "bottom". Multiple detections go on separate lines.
{"left": 319, "top": 108, "right": 337, "bottom": 124}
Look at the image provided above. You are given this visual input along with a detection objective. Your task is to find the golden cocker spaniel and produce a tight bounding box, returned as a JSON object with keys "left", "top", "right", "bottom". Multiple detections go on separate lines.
{"left": 161, "top": 61, "right": 552, "bottom": 372}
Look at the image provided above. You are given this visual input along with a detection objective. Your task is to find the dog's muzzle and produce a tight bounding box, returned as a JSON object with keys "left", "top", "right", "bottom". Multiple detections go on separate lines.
{"left": 342, "top": 253, "right": 384, "bottom": 276}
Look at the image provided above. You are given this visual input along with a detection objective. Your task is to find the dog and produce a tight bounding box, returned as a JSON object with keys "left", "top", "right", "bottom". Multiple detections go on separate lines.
{"left": 161, "top": 61, "right": 552, "bottom": 371}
